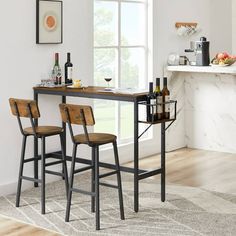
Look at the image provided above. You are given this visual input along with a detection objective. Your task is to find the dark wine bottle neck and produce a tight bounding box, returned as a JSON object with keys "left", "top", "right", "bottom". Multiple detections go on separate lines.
{"left": 163, "top": 77, "right": 167, "bottom": 87}
{"left": 67, "top": 53, "right": 71, "bottom": 62}
{"left": 149, "top": 82, "right": 153, "bottom": 93}
{"left": 156, "top": 78, "right": 160, "bottom": 87}
{"left": 55, "top": 53, "right": 59, "bottom": 65}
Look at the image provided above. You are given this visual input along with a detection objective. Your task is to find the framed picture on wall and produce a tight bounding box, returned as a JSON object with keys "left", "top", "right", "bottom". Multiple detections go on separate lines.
{"left": 36, "top": 0, "right": 63, "bottom": 44}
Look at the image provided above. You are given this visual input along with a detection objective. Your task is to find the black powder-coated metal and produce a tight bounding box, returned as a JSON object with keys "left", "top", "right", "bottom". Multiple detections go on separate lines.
{"left": 134, "top": 100, "right": 139, "bottom": 212}
{"left": 113, "top": 141, "right": 125, "bottom": 220}
{"left": 51, "top": 152, "right": 148, "bottom": 174}
{"left": 95, "top": 146, "right": 100, "bottom": 230}
{"left": 16, "top": 136, "right": 27, "bottom": 207}
{"left": 161, "top": 123, "right": 166, "bottom": 202}
{"left": 45, "top": 170, "right": 64, "bottom": 177}
{"left": 41, "top": 136, "right": 46, "bottom": 214}
{"left": 73, "top": 165, "right": 93, "bottom": 174}
{"left": 65, "top": 144, "right": 77, "bottom": 222}
{"left": 60, "top": 133, "right": 69, "bottom": 197}
{"left": 99, "top": 170, "right": 118, "bottom": 179}
{"left": 45, "top": 160, "right": 64, "bottom": 167}
{"left": 71, "top": 188, "right": 96, "bottom": 196}
{"left": 33, "top": 86, "right": 177, "bottom": 213}
{"left": 64, "top": 142, "right": 124, "bottom": 230}
{"left": 20, "top": 176, "right": 42, "bottom": 183}
{"left": 91, "top": 147, "right": 95, "bottom": 213}
{"left": 34, "top": 92, "right": 39, "bottom": 187}
{"left": 138, "top": 168, "right": 162, "bottom": 180}
{"left": 33, "top": 87, "right": 147, "bottom": 102}
{"left": 62, "top": 96, "right": 66, "bottom": 180}
{"left": 99, "top": 182, "right": 119, "bottom": 189}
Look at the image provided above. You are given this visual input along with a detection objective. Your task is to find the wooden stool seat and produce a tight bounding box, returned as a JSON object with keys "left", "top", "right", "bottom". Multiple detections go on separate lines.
{"left": 74, "top": 133, "right": 116, "bottom": 145}
{"left": 24, "top": 126, "right": 63, "bottom": 136}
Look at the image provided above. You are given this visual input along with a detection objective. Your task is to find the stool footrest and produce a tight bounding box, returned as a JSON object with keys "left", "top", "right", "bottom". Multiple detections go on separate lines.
{"left": 100, "top": 182, "right": 118, "bottom": 189}
{"left": 21, "top": 176, "right": 42, "bottom": 183}
{"left": 71, "top": 188, "right": 95, "bottom": 196}
{"left": 45, "top": 170, "right": 64, "bottom": 177}
{"left": 74, "top": 165, "right": 93, "bottom": 174}
{"left": 138, "top": 168, "right": 162, "bottom": 180}
{"left": 99, "top": 170, "right": 118, "bottom": 179}
{"left": 23, "top": 157, "right": 41, "bottom": 163}
{"left": 45, "top": 160, "right": 64, "bottom": 167}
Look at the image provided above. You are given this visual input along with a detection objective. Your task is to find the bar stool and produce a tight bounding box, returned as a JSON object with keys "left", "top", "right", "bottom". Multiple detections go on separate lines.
{"left": 9, "top": 98, "right": 69, "bottom": 214}
{"left": 59, "top": 103, "right": 125, "bottom": 230}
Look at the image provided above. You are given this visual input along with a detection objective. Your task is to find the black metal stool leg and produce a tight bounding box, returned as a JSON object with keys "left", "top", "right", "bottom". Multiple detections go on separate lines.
{"left": 95, "top": 146, "right": 100, "bottom": 230}
{"left": 91, "top": 147, "right": 95, "bottom": 213}
{"left": 62, "top": 165, "right": 65, "bottom": 180}
{"left": 113, "top": 141, "right": 125, "bottom": 220}
{"left": 41, "top": 136, "right": 46, "bottom": 214}
{"left": 16, "top": 135, "right": 27, "bottom": 207}
{"left": 65, "top": 144, "right": 77, "bottom": 222}
{"left": 60, "top": 133, "right": 69, "bottom": 198}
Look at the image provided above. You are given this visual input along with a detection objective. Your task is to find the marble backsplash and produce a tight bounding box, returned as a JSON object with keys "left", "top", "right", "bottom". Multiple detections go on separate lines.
{"left": 166, "top": 71, "right": 236, "bottom": 154}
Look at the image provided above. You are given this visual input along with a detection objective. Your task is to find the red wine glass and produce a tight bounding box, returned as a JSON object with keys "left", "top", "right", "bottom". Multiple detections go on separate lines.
{"left": 104, "top": 77, "right": 112, "bottom": 88}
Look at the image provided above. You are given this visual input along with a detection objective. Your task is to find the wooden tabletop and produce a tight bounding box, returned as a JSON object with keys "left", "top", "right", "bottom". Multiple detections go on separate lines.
{"left": 33, "top": 86, "right": 148, "bottom": 102}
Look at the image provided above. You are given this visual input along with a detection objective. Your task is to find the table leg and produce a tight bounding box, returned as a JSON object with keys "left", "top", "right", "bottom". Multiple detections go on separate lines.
{"left": 62, "top": 96, "right": 66, "bottom": 179}
{"left": 134, "top": 101, "right": 139, "bottom": 212}
{"left": 62, "top": 96, "right": 67, "bottom": 155}
{"left": 34, "top": 92, "right": 38, "bottom": 187}
{"left": 161, "top": 122, "right": 166, "bottom": 202}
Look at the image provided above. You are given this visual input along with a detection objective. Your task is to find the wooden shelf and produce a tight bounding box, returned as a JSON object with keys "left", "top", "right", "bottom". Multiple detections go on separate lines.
{"left": 139, "top": 118, "right": 176, "bottom": 125}
{"left": 175, "top": 22, "right": 197, "bottom": 28}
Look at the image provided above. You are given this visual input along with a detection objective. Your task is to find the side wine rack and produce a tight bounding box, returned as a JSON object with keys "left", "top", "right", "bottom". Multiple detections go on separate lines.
{"left": 138, "top": 100, "right": 177, "bottom": 124}
{"left": 137, "top": 100, "right": 177, "bottom": 139}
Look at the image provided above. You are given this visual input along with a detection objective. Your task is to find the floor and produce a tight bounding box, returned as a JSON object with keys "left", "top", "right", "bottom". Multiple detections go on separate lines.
{"left": 1, "top": 147, "right": 235, "bottom": 235}
{"left": 0, "top": 215, "right": 60, "bottom": 236}
{"left": 126, "top": 147, "right": 236, "bottom": 194}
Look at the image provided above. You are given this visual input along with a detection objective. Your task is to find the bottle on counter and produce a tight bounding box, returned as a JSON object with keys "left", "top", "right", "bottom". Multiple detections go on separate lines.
{"left": 53, "top": 53, "right": 62, "bottom": 85}
{"left": 154, "top": 77, "right": 163, "bottom": 120}
{"left": 65, "top": 52, "right": 73, "bottom": 84}
{"left": 146, "top": 82, "right": 156, "bottom": 122}
{"left": 162, "top": 77, "right": 170, "bottom": 119}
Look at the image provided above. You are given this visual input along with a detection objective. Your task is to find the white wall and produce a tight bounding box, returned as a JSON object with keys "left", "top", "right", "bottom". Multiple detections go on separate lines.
{"left": 0, "top": 0, "right": 93, "bottom": 195}
{"left": 232, "top": 0, "right": 236, "bottom": 53}
{"left": 210, "top": 0, "right": 232, "bottom": 56}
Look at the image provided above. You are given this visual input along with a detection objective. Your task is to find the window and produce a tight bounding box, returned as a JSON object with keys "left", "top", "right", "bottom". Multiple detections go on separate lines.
{"left": 94, "top": 0, "right": 152, "bottom": 143}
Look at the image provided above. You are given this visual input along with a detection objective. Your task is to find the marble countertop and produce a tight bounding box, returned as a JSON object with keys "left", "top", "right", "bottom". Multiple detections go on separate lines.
{"left": 167, "top": 65, "right": 236, "bottom": 74}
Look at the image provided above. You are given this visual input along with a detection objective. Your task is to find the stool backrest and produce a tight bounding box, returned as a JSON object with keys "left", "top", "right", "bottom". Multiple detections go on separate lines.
{"left": 9, "top": 98, "right": 39, "bottom": 136}
{"left": 59, "top": 103, "right": 95, "bottom": 144}
{"left": 9, "top": 98, "right": 40, "bottom": 119}
{"left": 59, "top": 104, "right": 95, "bottom": 126}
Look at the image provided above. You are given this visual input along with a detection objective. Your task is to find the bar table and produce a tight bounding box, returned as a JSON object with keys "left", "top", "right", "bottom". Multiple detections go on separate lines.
{"left": 33, "top": 86, "right": 176, "bottom": 212}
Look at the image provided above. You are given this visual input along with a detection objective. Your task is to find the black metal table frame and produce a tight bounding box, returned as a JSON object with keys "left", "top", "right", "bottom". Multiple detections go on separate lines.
{"left": 33, "top": 87, "right": 173, "bottom": 212}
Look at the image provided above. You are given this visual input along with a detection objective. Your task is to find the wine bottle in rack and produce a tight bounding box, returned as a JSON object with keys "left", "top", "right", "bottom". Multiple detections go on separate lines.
{"left": 65, "top": 52, "right": 73, "bottom": 84}
{"left": 162, "top": 77, "right": 170, "bottom": 119}
{"left": 154, "top": 77, "right": 163, "bottom": 120}
{"left": 146, "top": 82, "right": 156, "bottom": 122}
{"left": 53, "top": 53, "right": 62, "bottom": 85}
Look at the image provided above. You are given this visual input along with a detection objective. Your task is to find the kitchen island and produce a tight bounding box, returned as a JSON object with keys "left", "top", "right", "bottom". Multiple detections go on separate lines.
{"left": 166, "top": 65, "right": 236, "bottom": 154}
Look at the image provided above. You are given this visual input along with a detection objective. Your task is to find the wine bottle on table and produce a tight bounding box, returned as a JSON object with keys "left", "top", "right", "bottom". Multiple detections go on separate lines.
{"left": 154, "top": 77, "right": 163, "bottom": 120}
{"left": 53, "top": 53, "right": 62, "bottom": 85}
{"left": 162, "top": 77, "right": 170, "bottom": 119}
{"left": 65, "top": 52, "right": 73, "bottom": 84}
{"left": 146, "top": 82, "right": 156, "bottom": 122}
